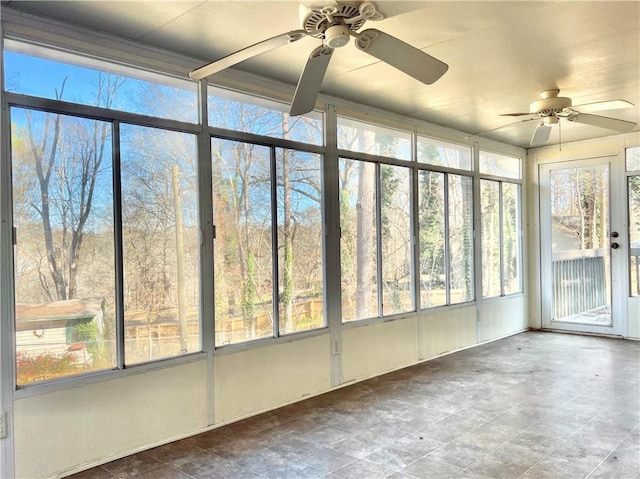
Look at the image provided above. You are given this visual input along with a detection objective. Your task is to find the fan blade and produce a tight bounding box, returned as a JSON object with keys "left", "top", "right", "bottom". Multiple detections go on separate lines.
{"left": 568, "top": 113, "right": 637, "bottom": 131}
{"left": 531, "top": 123, "right": 552, "bottom": 146}
{"left": 190, "top": 30, "right": 306, "bottom": 80}
{"left": 290, "top": 46, "right": 333, "bottom": 117}
{"left": 355, "top": 29, "right": 448, "bottom": 85}
{"left": 500, "top": 112, "right": 534, "bottom": 117}
{"left": 572, "top": 100, "right": 635, "bottom": 113}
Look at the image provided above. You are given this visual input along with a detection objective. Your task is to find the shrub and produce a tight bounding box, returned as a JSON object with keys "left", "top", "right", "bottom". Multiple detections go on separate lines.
{"left": 16, "top": 351, "right": 81, "bottom": 384}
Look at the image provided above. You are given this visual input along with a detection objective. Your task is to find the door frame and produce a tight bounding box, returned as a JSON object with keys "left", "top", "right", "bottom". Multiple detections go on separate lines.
{"left": 539, "top": 155, "right": 627, "bottom": 336}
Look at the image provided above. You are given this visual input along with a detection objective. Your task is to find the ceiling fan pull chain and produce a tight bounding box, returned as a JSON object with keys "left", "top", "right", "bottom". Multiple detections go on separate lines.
{"left": 559, "top": 117, "right": 562, "bottom": 151}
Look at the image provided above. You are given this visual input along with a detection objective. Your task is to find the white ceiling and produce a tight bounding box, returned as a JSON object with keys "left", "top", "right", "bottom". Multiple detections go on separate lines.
{"left": 3, "top": 1, "right": 639, "bottom": 148}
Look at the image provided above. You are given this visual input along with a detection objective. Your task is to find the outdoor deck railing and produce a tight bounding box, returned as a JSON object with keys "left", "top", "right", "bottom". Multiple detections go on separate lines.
{"left": 552, "top": 248, "right": 607, "bottom": 320}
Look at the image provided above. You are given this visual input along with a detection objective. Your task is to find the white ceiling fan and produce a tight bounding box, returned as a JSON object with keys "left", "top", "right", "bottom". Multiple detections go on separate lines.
{"left": 189, "top": 1, "right": 448, "bottom": 116}
{"left": 500, "top": 89, "right": 637, "bottom": 146}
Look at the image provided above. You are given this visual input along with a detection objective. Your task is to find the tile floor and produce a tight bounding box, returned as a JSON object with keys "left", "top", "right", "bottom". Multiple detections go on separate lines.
{"left": 69, "top": 331, "right": 640, "bottom": 479}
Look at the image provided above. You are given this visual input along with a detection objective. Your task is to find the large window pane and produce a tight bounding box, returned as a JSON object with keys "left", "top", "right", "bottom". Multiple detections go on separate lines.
{"left": 340, "top": 158, "right": 378, "bottom": 321}
{"left": 629, "top": 176, "right": 640, "bottom": 297}
{"left": 208, "top": 86, "right": 323, "bottom": 145}
{"left": 12, "top": 108, "right": 116, "bottom": 385}
{"left": 5, "top": 40, "right": 197, "bottom": 123}
{"left": 480, "top": 151, "right": 520, "bottom": 179}
{"left": 502, "top": 183, "right": 521, "bottom": 295}
{"left": 418, "top": 137, "right": 472, "bottom": 170}
{"left": 381, "top": 165, "right": 413, "bottom": 314}
{"left": 449, "top": 175, "right": 475, "bottom": 303}
{"left": 338, "top": 117, "right": 411, "bottom": 161}
{"left": 121, "top": 126, "right": 200, "bottom": 363}
{"left": 276, "top": 149, "right": 325, "bottom": 334}
{"left": 481, "top": 180, "right": 501, "bottom": 297}
{"left": 418, "top": 171, "right": 446, "bottom": 307}
{"left": 212, "top": 139, "right": 273, "bottom": 344}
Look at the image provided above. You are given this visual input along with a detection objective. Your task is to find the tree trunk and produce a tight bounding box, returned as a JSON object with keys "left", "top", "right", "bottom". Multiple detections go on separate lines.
{"left": 172, "top": 165, "right": 188, "bottom": 352}
{"left": 356, "top": 159, "right": 375, "bottom": 318}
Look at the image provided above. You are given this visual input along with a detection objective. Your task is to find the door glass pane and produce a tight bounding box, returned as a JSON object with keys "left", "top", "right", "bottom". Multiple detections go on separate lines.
{"left": 12, "top": 108, "right": 116, "bottom": 385}
{"left": 629, "top": 176, "right": 640, "bottom": 297}
{"left": 121, "top": 125, "right": 200, "bottom": 364}
{"left": 340, "top": 158, "right": 378, "bottom": 321}
{"left": 550, "top": 165, "right": 611, "bottom": 324}
{"left": 212, "top": 139, "right": 273, "bottom": 345}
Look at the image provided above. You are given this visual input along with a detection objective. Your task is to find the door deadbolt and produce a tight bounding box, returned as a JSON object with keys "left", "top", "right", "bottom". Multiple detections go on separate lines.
{"left": 611, "top": 231, "right": 619, "bottom": 238}
{"left": 611, "top": 242, "right": 620, "bottom": 249}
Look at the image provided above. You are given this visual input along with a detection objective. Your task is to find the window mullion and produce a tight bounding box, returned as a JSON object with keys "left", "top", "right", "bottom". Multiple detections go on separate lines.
{"left": 376, "top": 162, "right": 383, "bottom": 317}
{"left": 444, "top": 173, "right": 452, "bottom": 305}
{"left": 271, "top": 146, "right": 280, "bottom": 337}
{"left": 499, "top": 181, "right": 505, "bottom": 297}
{"left": 111, "top": 120, "right": 125, "bottom": 369}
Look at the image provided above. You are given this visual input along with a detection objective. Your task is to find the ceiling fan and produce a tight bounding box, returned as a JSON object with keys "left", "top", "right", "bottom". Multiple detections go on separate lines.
{"left": 189, "top": 1, "right": 448, "bottom": 116}
{"left": 500, "top": 89, "right": 637, "bottom": 146}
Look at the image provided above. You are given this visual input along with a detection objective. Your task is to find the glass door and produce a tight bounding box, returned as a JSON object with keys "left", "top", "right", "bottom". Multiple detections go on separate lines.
{"left": 540, "top": 156, "right": 623, "bottom": 335}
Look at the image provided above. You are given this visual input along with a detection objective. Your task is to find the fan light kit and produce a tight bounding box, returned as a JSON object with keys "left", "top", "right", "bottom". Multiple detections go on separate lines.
{"left": 500, "top": 89, "right": 636, "bottom": 146}
{"left": 189, "top": 1, "right": 448, "bottom": 116}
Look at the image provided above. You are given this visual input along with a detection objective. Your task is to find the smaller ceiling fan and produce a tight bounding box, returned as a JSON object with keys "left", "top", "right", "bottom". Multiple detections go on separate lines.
{"left": 501, "top": 89, "right": 637, "bottom": 146}
{"left": 189, "top": 1, "right": 448, "bottom": 116}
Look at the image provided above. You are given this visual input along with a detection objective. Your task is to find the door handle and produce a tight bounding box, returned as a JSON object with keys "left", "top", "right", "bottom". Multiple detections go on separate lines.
{"left": 611, "top": 242, "right": 620, "bottom": 249}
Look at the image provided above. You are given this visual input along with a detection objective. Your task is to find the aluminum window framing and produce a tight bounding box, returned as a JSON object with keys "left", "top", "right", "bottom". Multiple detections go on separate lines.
{"left": 6, "top": 97, "right": 204, "bottom": 387}
{"left": 478, "top": 149, "right": 523, "bottom": 299}
{"left": 209, "top": 134, "right": 328, "bottom": 347}
{"left": 338, "top": 154, "right": 416, "bottom": 321}
{"left": 480, "top": 178, "right": 523, "bottom": 298}
{"left": 416, "top": 164, "right": 475, "bottom": 310}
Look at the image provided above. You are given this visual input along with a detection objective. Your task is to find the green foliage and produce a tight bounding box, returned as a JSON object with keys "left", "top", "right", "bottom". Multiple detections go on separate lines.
{"left": 242, "top": 251, "right": 256, "bottom": 329}
{"left": 76, "top": 319, "right": 110, "bottom": 368}
{"left": 16, "top": 351, "right": 81, "bottom": 384}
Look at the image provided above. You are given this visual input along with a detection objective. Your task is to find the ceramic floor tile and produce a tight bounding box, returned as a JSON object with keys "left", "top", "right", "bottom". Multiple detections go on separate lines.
{"left": 463, "top": 454, "right": 530, "bottom": 479}
{"left": 67, "top": 468, "right": 116, "bottom": 479}
{"left": 260, "top": 459, "right": 333, "bottom": 479}
{"left": 126, "top": 464, "right": 191, "bottom": 479}
{"left": 332, "top": 458, "right": 398, "bottom": 479}
{"left": 145, "top": 438, "right": 206, "bottom": 463}
{"left": 401, "top": 456, "right": 464, "bottom": 479}
{"left": 102, "top": 453, "right": 163, "bottom": 479}
{"left": 425, "top": 442, "right": 488, "bottom": 469}
{"left": 294, "top": 446, "right": 359, "bottom": 473}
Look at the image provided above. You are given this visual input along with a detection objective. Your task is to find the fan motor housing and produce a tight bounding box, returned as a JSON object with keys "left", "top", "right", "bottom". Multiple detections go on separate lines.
{"left": 325, "top": 24, "right": 351, "bottom": 48}
{"left": 530, "top": 96, "right": 572, "bottom": 116}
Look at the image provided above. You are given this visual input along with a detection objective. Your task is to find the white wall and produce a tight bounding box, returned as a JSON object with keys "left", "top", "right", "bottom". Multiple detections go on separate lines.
{"left": 214, "top": 334, "right": 331, "bottom": 423}
{"left": 13, "top": 360, "right": 209, "bottom": 479}
{"left": 479, "top": 295, "right": 528, "bottom": 342}
{"left": 419, "top": 305, "right": 477, "bottom": 359}
{"left": 342, "top": 316, "right": 419, "bottom": 383}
